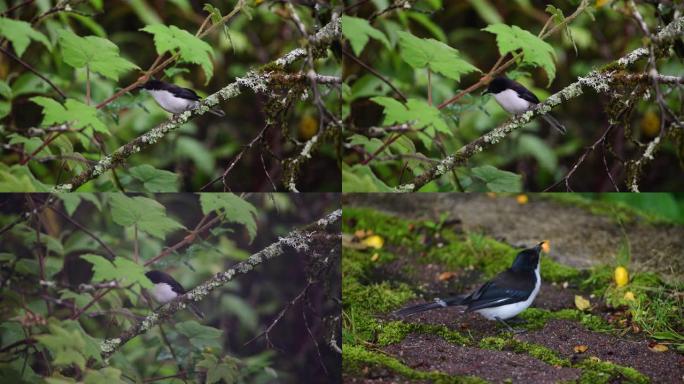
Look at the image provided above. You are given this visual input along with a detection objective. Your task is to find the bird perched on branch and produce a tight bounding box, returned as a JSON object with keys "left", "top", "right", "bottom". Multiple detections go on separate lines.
{"left": 484, "top": 77, "right": 566, "bottom": 134}
{"left": 394, "top": 242, "right": 544, "bottom": 333}
{"left": 145, "top": 270, "right": 205, "bottom": 319}
{"left": 140, "top": 79, "right": 225, "bottom": 117}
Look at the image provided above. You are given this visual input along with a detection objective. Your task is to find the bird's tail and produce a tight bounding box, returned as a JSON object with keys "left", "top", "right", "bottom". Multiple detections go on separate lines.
{"left": 208, "top": 107, "right": 225, "bottom": 117}
{"left": 394, "top": 296, "right": 465, "bottom": 317}
{"left": 188, "top": 302, "right": 205, "bottom": 320}
{"left": 541, "top": 114, "right": 566, "bottom": 135}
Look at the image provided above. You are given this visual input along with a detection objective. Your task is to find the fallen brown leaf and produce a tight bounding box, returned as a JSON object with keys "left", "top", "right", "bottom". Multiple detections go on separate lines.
{"left": 575, "top": 295, "right": 591, "bottom": 311}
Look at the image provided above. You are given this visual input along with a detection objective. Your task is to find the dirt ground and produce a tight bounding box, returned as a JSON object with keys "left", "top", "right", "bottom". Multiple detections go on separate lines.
{"left": 343, "top": 195, "right": 684, "bottom": 383}
{"left": 343, "top": 193, "right": 684, "bottom": 282}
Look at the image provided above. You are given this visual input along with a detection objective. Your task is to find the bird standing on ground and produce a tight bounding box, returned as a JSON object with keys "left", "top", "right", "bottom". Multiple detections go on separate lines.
{"left": 394, "top": 242, "right": 544, "bottom": 332}
{"left": 484, "top": 77, "right": 566, "bottom": 134}
{"left": 145, "top": 270, "right": 205, "bottom": 319}
{"left": 140, "top": 79, "right": 225, "bottom": 117}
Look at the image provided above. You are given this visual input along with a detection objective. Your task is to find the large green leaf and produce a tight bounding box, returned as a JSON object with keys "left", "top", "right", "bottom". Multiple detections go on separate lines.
{"left": 31, "top": 97, "right": 108, "bottom": 140}
{"left": 35, "top": 321, "right": 87, "bottom": 370}
{"left": 141, "top": 24, "right": 214, "bottom": 83}
{"left": 483, "top": 24, "right": 556, "bottom": 84}
{"left": 58, "top": 29, "right": 138, "bottom": 81}
{"left": 396, "top": 31, "right": 480, "bottom": 81}
{"left": 128, "top": 164, "right": 179, "bottom": 192}
{"left": 341, "top": 16, "right": 390, "bottom": 56}
{"left": 80, "top": 254, "right": 153, "bottom": 289}
{"left": 518, "top": 134, "right": 557, "bottom": 173}
{"left": 199, "top": 194, "right": 258, "bottom": 242}
{"left": 342, "top": 164, "right": 393, "bottom": 193}
{"left": 0, "top": 17, "right": 51, "bottom": 57}
{"left": 175, "top": 320, "right": 223, "bottom": 350}
{"left": 371, "top": 97, "right": 450, "bottom": 138}
{"left": 470, "top": 165, "right": 522, "bottom": 192}
{"left": 109, "top": 195, "right": 185, "bottom": 239}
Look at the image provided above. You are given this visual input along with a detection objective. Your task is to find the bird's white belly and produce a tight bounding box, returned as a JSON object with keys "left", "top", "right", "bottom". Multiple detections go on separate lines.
{"left": 151, "top": 283, "right": 177, "bottom": 303}
{"left": 494, "top": 89, "right": 532, "bottom": 114}
{"left": 149, "top": 90, "right": 198, "bottom": 113}
{"left": 476, "top": 265, "right": 541, "bottom": 320}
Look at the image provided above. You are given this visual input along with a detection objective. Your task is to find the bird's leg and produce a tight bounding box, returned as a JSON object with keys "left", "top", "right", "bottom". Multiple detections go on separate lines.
{"left": 506, "top": 316, "right": 528, "bottom": 325}
{"left": 495, "top": 316, "right": 526, "bottom": 334}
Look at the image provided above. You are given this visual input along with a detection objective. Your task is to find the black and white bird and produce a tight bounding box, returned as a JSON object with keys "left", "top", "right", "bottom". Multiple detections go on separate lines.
{"left": 145, "top": 270, "right": 205, "bottom": 319}
{"left": 484, "top": 77, "right": 566, "bottom": 134}
{"left": 394, "top": 242, "right": 544, "bottom": 332}
{"left": 140, "top": 79, "right": 225, "bottom": 117}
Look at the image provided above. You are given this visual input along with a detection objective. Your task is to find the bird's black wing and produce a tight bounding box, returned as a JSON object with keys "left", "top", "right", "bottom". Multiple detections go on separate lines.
{"left": 462, "top": 268, "right": 535, "bottom": 311}
{"left": 165, "top": 278, "right": 187, "bottom": 294}
{"left": 510, "top": 80, "right": 540, "bottom": 104}
{"left": 172, "top": 87, "right": 201, "bottom": 101}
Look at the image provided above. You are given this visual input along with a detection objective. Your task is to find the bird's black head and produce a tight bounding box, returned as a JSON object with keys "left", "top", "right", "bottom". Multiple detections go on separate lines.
{"left": 484, "top": 76, "right": 512, "bottom": 95}
{"left": 145, "top": 270, "right": 172, "bottom": 284}
{"left": 510, "top": 242, "right": 544, "bottom": 271}
{"left": 140, "top": 79, "right": 166, "bottom": 91}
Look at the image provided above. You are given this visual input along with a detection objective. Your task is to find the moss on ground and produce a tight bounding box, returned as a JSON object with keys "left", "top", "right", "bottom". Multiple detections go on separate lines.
{"left": 343, "top": 207, "right": 681, "bottom": 382}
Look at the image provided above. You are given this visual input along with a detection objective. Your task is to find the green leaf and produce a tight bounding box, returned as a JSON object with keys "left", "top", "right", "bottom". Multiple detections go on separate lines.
{"left": 396, "top": 31, "right": 480, "bottom": 81}
{"left": 471, "top": 165, "right": 522, "bottom": 192}
{"left": 7, "top": 133, "right": 52, "bottom": 157}
{"left": 109, "top": 195, "right": 185, "bottom": 239}
{"left": 347, "top": 134, "right": 384, "bottom": 155}
{"left": 35, "top": 321, "right": 87, "bottom": 369}
{"left": 196, "top": 353, "right": 239, "bottom": 384}
{"left": 518, "top": 134, "right": 557, "bottom": 173}
{"left": 31, "top": 97, "right": 108, "bottom": 137}
{"left": 199, "top": 194, "right": 258, "bottom": 242}
{"left": 83, "top": 367, "right": 124, "bottom": 384}
{"left": 372, "top": 97, "right": 450, "bottom": 137}
{"left": 0, "top": 101, "right": 9, "bottom": 119}
{"left": 128, "top": 164, "right": 179, "bottom": 192}
{"left": 141, "top": 24, "right": 214, "bottom": 83}
{"left": 468, "top": 0, "right": 503, "bottom": 24}
{"left": 0, "top": 17, "right": 51, "bottom": 57}
{"left": 0, "top": 80, "right": 12, "bottom": 99}
{"left": 80, "top": 254, "right": 153, "bottom": 289}
{"left": 175, "top": 320, "right": 223, "bottom": 350}
{"left": 483, "top": 24, "right": 556, "bottom": 84}
{"left": 0, "top": 163, "right": 50, "bottom": 192}
{"left": 342, "top": 164, "right": 393, "bottom": 192}
{"left": 341, "top": 16, "right": 390, "bottom": 56}
{"left": 59, "top": 194, "right": 83, "bottom": 216}
{"left": 176, "top": 137, "right": 215, "bottom": 175}
{"left": 0, "top": 322, "right": 25, "bottom": 349}
{"left": 58, "top": 29, "right": 138, "bottom": 81}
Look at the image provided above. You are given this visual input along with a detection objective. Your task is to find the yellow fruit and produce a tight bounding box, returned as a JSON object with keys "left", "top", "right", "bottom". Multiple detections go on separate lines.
{"left": 640, "top": 110, "right": 659, "bottom": 138}
{"left": 516, "top": 194, "right": 528, "bottom": 204}
{"left": 299, "top": 115, "right": 318, "bottom": 140}
{"left": 362, "top": 235, "right": 384, "bottom": 249}
{"left": 623, "top": 291, "right": 635, "bottom": 301}
{"left": 596, "top": 0, "right": 612, "bottom": 7}
{"left": 371, "top": 253, "right": 379, "bottom": 262}
{"left": 614, "top": 266, "right": 629, "bottom": 287}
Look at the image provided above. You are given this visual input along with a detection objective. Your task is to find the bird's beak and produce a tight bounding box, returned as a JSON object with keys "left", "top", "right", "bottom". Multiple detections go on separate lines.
{"left": 535, "top": 241, "right": 546, "bottom": 253}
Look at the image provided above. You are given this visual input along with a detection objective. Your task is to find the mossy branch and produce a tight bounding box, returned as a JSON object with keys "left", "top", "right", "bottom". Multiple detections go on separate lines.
{"left": 398, "top": 15, "right": 684, "bottom": 192}
{"left": 55, "top": 15, "right": 341, "bottom": 192}
{"left": 100, "top": 208, "right": 341, "bottom": 360}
